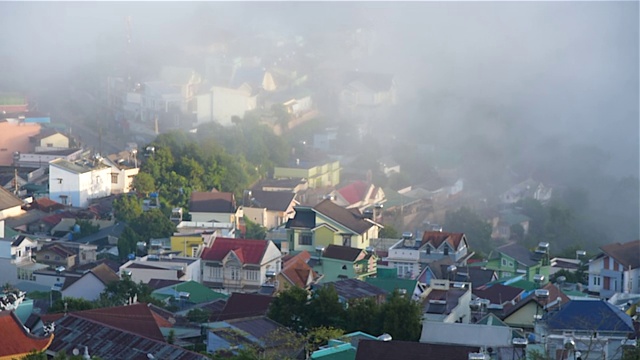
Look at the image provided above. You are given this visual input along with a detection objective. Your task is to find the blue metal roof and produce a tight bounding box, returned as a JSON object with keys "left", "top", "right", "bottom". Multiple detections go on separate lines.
{"left": 546, "top": 300, "right": 634, "bottom": 333}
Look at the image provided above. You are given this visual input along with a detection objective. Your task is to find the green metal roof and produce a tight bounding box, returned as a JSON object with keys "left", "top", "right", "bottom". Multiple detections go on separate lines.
{"left": 311, "top": 343, "right": 356, "bottom": 360}
{"left": 152, "top": 281, "right": 228, "bottom": 304}
{"left": 508, "top": 280, "right": 537, "bottom": 291}
{"left": 365, "top": 277, "right": 417, "bottom": 297}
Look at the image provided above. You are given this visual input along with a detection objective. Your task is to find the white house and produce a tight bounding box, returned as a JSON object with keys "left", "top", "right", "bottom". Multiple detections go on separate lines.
{"left": 0, "top": 187, "right": 24, "bottom": 220}
{"left": 61, "top": 263, "right": 119, "bottom": 301}
{"left": 200, "top": 237, "right": 282, "bottom": 293}
{"left": 0, "top": 235, "right": 41, "bottom": 287}
{"left": 588, "top": 239, "right": 640, "bottom": 298}
{"left": 120, "top": 254, "right": 201, "bottom": 284}
{"left": 385, "top": 235, "right": 422, "bottom": 279}
{"left": 189, "top": 191, "right": 239, "bottom": 224}
{"left": 49, "top": 157, "right": 112, "bottom": 208}
{"left": 196, "top": 84, "right": 258, "bottom": 126}
{"left": 102, "top": 155, "right": 139, "bottom": 195}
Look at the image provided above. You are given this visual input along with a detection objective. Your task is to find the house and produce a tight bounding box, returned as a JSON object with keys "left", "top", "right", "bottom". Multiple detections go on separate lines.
{"left": 252, "top": 178, "right": 308, "bottom": 193}
{"left": 60, "top": 263, "right": 119, "bottom": 301}
{"left": 377, "top": 156, "right": 400, "bottom": 177}
{"left": 101, "top": 154, "right": 139, "bottom": 195}
{"left": 0, "top": 186, "right": 24, "bottom": 220}
{"left": 151, "top": 280, "right": 228, "bottom": 307}
{"left": 316, "top": 278, "right": 388, "bottom": 305}
{"left": 205, "top": 316, "right": 303, "bottom": 358}
{"left": 0, "top": 235, "right": 49, "bottom": 289}
{"left": 274, "top": 159, "right": 341, "bottom": 189}
{"left": 314, "top": 244, "right": 377, "bottom": 283}
{"left": 422, "top": 279, "right": 472, "bottom": 324}
{"left": 331, "top": 181, "right": 386, "bottom": 212}
{"left": 49, "top": 157, "right": 114, "bottom": 208}
{"left": 35, "top": 243, "right": 77, "bottom": 270}
{"left": 277, "top": 251, "right": 322, "bottom": 291}
{"left": 213, "top": 292, "right": 274, "bottom": 321}
{"left": 140, "top": 67, "right": 202, "bottom": 123}
{"left": 418, "top": 259, "right": 498, "bottom": 290}
{"left": 419, "top": 321, "right": 517, "bottom": 349}
{"left": 502, "top": 282, "right": 570, "bottom": 330}
{"left": 339, "top": 71, "right": 397, "bottom": 115}
{"left": 286, "top": 199, "right": 381, "bottom": 253}
{"left": 189, "top": 191, "right": 239, "bottom": 224}
{"left": 170, "top": 232, "right": 216, "bottom": 257}
{"left": 120, "top": 254, "right": 202, "bottom": 284}
{"left": 490, "top": 210, "right": 530, "bottom": 240}
{"left": 30, "top": 128, "right": 70, "bottom": 152}
{"left": 420, "top": 231, "right": 473, "bottom": 265}
{"left": 0, "top": 122, "right": 41, "bottom": 166}
{"left": 485, "top": 242, "right": 551, "bottom": 283}
{"left": 0, "top": 310, "right": 53, "bottom": 359}
{"left": 46, "top": 303, "right": 207, "bottom": 359}
{"left": 365, "top": 267, "right": 424, "bottom": 301}
{"left": 200, "top": 237, "right": 282, "bottom": 293}
{"left": 14, "top": 148, "right": 84, "bottom": 169}
{"left": 538, "top": 300, "right": 635, "bottom": 360}
{"left": 588, "top": 239, "right": 640, "bottom": 298}
{"left": 473, "top": 283, "right": 525, "bottom": 308}
{"left": 242, "top": 189, "right": 298, "bottom": 229}
{"left": 197, "top": 84, "right": 257, "bottom": 126}
{"left": 500, "top": 178, "right": 553, "bottom": 204}
{"left": 311, "top": 331, "right": 379, "bottom": 360}
{"left": 356, "top": 340, "right": 481, "bottom": 360}
{"left": 384, "top": 234, "right": 423, "bottom": 279}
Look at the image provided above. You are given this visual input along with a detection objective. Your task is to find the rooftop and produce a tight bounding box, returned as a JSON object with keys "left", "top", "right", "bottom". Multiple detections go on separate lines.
{"left": 313, "top": 199, "right": 376, "bottom": 234}
{"left": 355, "top": 340, "right": 480, "bottom": 360}
{"left": 201, "top": 237, "right": 269, "bottom": 265}
{"left": 318, "top": 279, "right": 387, "bottom": 302}
{"left": 189, "top": 191, "right": 236, "bottom": 213}
{"left": 599, "top": 239, "right": 640, "bottom": 270}
{"left": 0, "top": 310, "right": 53, "bottom": 358}
{"left": 322, "top": 244, "right": 364, "bottom": 262}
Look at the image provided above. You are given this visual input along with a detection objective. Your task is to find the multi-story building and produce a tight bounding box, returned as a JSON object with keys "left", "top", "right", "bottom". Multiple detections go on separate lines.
{"left": 274, "top": 159, "right": 341, "bottom": 189}
{"left": 200, "top": 237, "right": 282, "bottom": 293}
{"left": 485, "top": 242, "right": 550, "bottom": 284}
{"left": 49, "top": 157, "right": 114, "bottom": 208}
{"left": 588, "top": 239, "right": 640, "bottom": 298}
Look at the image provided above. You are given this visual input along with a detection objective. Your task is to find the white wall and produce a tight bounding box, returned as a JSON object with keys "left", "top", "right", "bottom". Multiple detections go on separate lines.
{"left": 62, "top": 273, "right": 105, "bottom": 301}
{"left": 211, "top": 86, "right": 257, "bottom": 126}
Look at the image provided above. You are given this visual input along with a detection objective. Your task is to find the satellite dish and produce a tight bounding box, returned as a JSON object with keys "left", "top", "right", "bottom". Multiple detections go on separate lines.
{"left": 72, "top": 349, "right": 80, "bottom": 356}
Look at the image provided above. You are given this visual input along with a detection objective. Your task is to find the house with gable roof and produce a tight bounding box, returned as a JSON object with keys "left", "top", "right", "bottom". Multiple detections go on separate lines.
{"left": 314, "top": 244, "right": 377, "bottom": 283}
{"left": 277, "top": 251, "right": 322, "bottom": 291}
{"left": 189, "top": 191, "right": 239, "bottom": 225}
{"left": 0, "top": 186, "right": 24, "bottom": 220}
{"left": 317, "top": 278, "right": 388, "bottom": 305}
{"left": 537, "top": 300, "right": 635, "bottom": 360}
{"left": 331, "top": 181, "right": 386, "bottom": 212}
{"left": 485, "top": 242, "right": 551, "bottom": 284}
{"left": 242, "top": 189, "right": 298, "bottom": 230}
{"left": 285, "top": 199, "right": 381, "bottom": 253}
{"left": 420, "top": 231, "right": 472, "bottom": 264}
{"left": 0, "top": 310, "right": 53, "bottom": 359}
{"left": 60, "top": 263, "right": 119, "bottom": 301}
{"left": 120, "top": 254, "right": 201, "bottom": 284}
{"left": 200, "top": 237, "right": 282, "bottom": 293}
{"left": 35, "top": 243, "right": 77, "bottom": 270}
{"left": 588, "top": 239, "right": 640, "bottom": 298}
{"left": 502, "top": 282, "right": 570, "bottom": 330}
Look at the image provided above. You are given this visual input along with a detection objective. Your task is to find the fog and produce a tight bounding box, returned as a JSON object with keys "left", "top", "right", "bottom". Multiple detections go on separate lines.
{"left": 1, "top": 2, "right": 638, "bottom": 243}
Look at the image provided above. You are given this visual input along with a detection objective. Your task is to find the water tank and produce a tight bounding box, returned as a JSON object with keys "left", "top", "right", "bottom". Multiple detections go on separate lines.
{"left": 73, "top": 224, "right": 81, "bottom": 233}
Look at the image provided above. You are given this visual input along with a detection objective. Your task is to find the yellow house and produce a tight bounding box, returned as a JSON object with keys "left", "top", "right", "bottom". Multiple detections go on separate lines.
{"left": 31, "top": 129, "right": 70, "bottom": 151}
{"left": 170, "top": 232, "right": 215, "bottom": 257}
{"left": 273, "top": 160, "right": 340, "bottom": 189}
{"left": 285, "top": 199, "right": 381, "bottom": 253}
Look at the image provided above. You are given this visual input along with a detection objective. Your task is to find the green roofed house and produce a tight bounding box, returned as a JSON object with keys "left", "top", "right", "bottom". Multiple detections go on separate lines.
{"left": 484, "top": 242, "right": 550, "bottom": 284}
{"left": 152, "top": 280, "right": 228, "bottom": 306}
{"left": 311, "top": 331, "right": 380, "bottom": 360}
{"left": 365, "top": 267, "right": 424, "bottom": 300}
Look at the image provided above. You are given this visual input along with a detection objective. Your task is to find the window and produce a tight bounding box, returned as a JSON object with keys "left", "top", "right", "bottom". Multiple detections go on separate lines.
{"left": 444, "top": 246, "right": 449, "bottom": 255}
{"left": 501, "top": 258, "right": 508, "bottom": 267}
{"left": 59, "top": 195, "right": 68, "bottom": 205}
{"left": 508, "top": 261, "right": 514, "bottom": 267}
{"left": 342, "top": 235, "right": 352, "bottom": 247}
{"left": 45, "top": 255, "right": 50, "bottom": 260}
{"left": 55, "top": 256, "right": 61, "bottom": 261}
{"left": 300, "top": 232, "right": 312, "bottom": 246}
{"left": 47, "top": 143, "right": 53, "bottom": 147}
{"left": 230, "top": 267, "right": 240, "bottom": 281}
{"left": 426, "top": 247, "right": 431, "bottom": 254}
{"left": 111, "top": 174, "right": 119, "bottom": 184}
{"left": 593, "top": 276, "right": 601, "bottom": 286}
{"left": 210, "top": 266, "right": 222, "bottom": 279}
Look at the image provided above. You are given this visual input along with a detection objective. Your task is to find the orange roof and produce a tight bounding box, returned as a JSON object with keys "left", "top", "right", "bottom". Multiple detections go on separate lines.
{"left": 280, "top": 255, "right": 319, "bottom": 288}
{"left": 72, "top": 303, "right": 166, "bottom": 341}
{"left": 422, "top": 231, "right": 466, "bottom": 250}
{"left": 0, "top": 123, "right": 41, "bottom": 165}
{"left": 0, "top": 311, "right": 53, "bottom": 359}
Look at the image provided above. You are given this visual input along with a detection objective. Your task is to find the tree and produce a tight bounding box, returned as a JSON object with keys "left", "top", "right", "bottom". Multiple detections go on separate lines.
{"left": 186, "top": 308, "right": 212, "bottom": 323}
{"left": 130, "top": 209, "right": 176, "bottom": 240}
{"left": 117, "top": 225, "right": 141, "bottom": 260}
{"left": 379, "top": 225, "right": 400, "bottom": 239}
{"left": 379, "top": 290, "right": 422, "bottom": 341}
{"left": 345, "top": 298, "right": 382, "bottom": 335}
{"left": 306, "top": 285, "right": 346, "bottom": 330}
{"left": 131, "top": 172, "right": 156, "bottom": 197}
{"left": 49, "top": 297, "right": 95, "bottom": 313}
{"left": 306, "top": 327, "right": 345, "bottom": 353}
{"left": 244, "top": 216, "right": 266, "bottom": 240}
{"left": 268, "top": 286, "right": 309, "bottom": 333}
{"left": 113, "top": 195, "right": 142, "bottom": 223}
{"left": 444, "top": 207, "right": 493, "bottom": 255}
{"left": 98, "top": 275, "right": 162, "bottom": 307}
{"left": 71, "top": 220, "right": 100, "bottom": 240}
{"left": 167, "top": 329, "right": 175, "bottom": 345}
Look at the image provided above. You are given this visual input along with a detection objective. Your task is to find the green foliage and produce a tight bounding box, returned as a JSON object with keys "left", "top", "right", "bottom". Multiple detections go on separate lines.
{"left": 130, "top": 209, "right": 176, "bottom": 240}
{"left": 49, "top": 297, "right": 95, "bottom": 313}
{"left": 244, "top": 216, "right": 267, "bottom": 239}
{"left": 345, "top": 298, "right": 382, "bottom": 335}
{"left": 306, "top": 326, "right": 345, "bottom": 352}
{"left": 268, "top": 286, "right": 309, "bottom": 333}
{"left": 27, "top": 290, "right": 50, "bottom": 300}
{"left": 186, "top": 308, "right": 212, "bottom": 323}
{"left": 379, "top": 290, "right": 422, "bottom": 341}
{"left": 113, "top": 195, "right": 142, "bottom": 222}
{"left": 97, "top": 275, "right": 163, "bottom": 308}
{"left": 21, "top": 350, "right": 47, "bottom": 359}
{"left": 167, "top": 329, "right": 175, "bottom": 344}
{"left": 307, "top": 285, "right": 346, "bottom": 329}
{"left": 131, "top": 172, "right": 156, "bottom": 197}
{"left": 72, "top": 220, "right": 100, "bottom": 240}
{"left": 379, "top": 225, "right": 400, "bottom": 239}
{"left": 444, "top": 207, "right": 493, "bottom": 255}
{"left": 117, "top": 226, "right": 141, "bottom": 260}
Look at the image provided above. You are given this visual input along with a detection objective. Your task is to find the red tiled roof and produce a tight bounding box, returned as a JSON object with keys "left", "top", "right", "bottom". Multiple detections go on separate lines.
{"left": 201, "top": 238, "right": 269, "bottom": 265}
{"left": 338, "top": 181, "right": 370, "bottom": 205}
{"left": 33, "top": 197, "right": 65, "bottom": 212}
{"left": 0, "top": 310, "right": 53, "bottom": 357}
{"left": 72, "top": 303, "right": 166, "bottom": 342}
{"left": 422, "top": 231, "right": 466, "bottom": 250}
{"left": 601, "top": 240, "right": 640, "bottom": 270}
{"left": 281, "top": 256, "right": 318, "bottom": 288}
